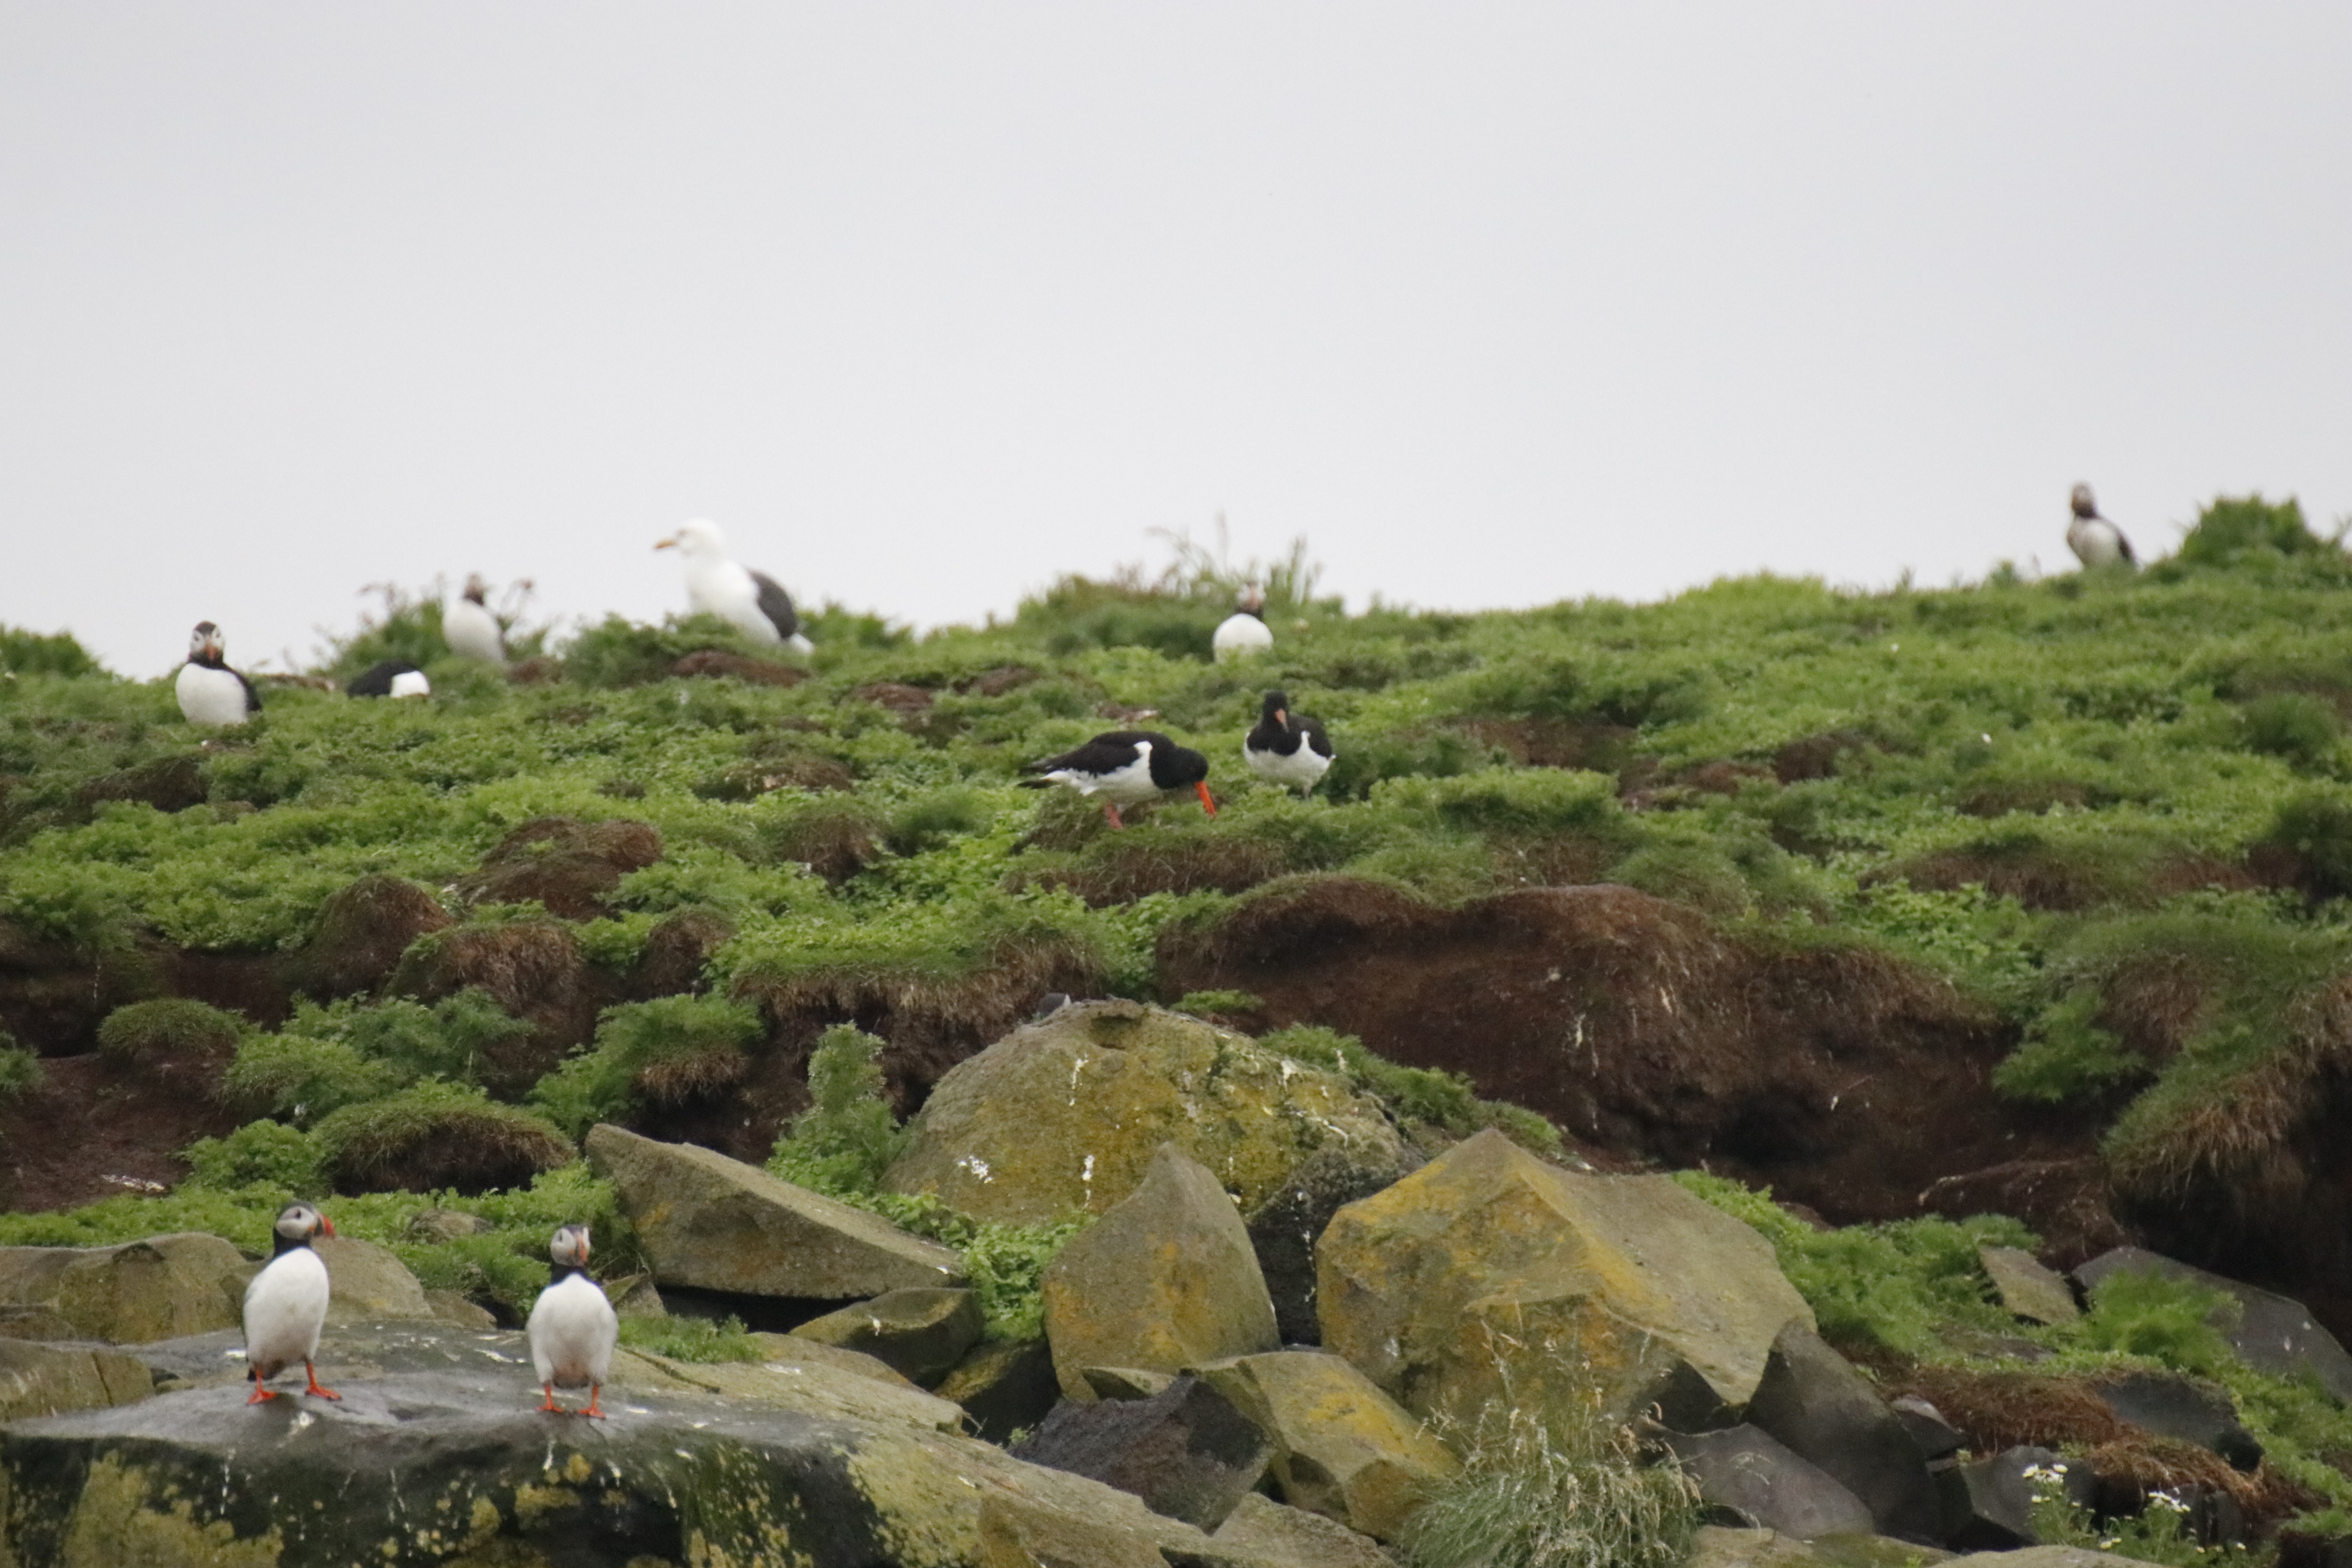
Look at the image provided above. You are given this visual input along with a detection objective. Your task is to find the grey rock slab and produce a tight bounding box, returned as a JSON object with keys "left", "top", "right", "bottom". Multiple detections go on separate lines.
{"left": 1211, "top": 1492, "right": 1396, "bottom": 1568}
{"left": 1012, "top": 1374, "right": 1276, "bottom": 1532}
{"left": 0, "top": 1232, "right": 247, "bottom": 1344}
{"left": 1981, "top": 1246, "right": 2081, "bottom": 1325}
{"left": 935, "top": 1337, "right": 1061, "bottom": 1444}
{"left": 791, "top": 1285, "right": 985, "bottom": 1385}
{"left": 1690, "top": 1525, "right": 1954, "bottom": 1568}
{"left": 586, "top": 1122, "right": 966, "bottom": 1298}
{"left": 2075, "top": 1246, "right": 2352, "bottom": 1402}
{"left": 1084, "top": 1365, "right": 1179, "bottom": 1401}
{"left": 1943, "top": 1445, "right": 2061, "bottom": 1551}
{"left": 0, "top": 1340, "right": 154, "bottom": 1423}
{"left": 313, "top": 1234, "right": 439, "bottom": 1321}
{"left": 1668, "top": 1423, "right": 1876, "bottom": 1540}
{"left": 1745, "top": 1321, "right": 1943, "bottom": 1544}
{"left": 2089, "top": 1370, "right": 2261, "bottom": 1472}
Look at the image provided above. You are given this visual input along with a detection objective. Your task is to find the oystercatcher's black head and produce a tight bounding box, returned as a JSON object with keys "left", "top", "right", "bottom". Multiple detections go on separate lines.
{"left": 1260, "top": 690, "right": 1291, "bottom": 727}
{"left": 2071, "top": 483, "right": 2099, "bottom": 519}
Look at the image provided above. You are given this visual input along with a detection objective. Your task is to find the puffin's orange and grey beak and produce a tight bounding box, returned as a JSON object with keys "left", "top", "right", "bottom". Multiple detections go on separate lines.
{"left": 1196, "top": 781, "right": 1217, "bottom": 816}
{"left": 317, "top": 1215, "right": 336, "bottom": 1238}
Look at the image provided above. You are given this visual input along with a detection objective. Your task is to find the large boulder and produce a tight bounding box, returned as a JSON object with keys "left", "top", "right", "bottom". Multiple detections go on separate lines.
{"left": 1010, "top": 1374, "right": 1276, "bottom": 1531}
{"left": 0, "top": 1320, "right": 1295, "bottom": 1568}
{"left": 1743, "top": 1323, "right": 1943, "bottom": 1544}
{"left": 1317, "top": 1129, "right": 1812, "bottom": 1434}
{"left": 1042, "top": 1144, "right": 1280, "bottom": 1400}
{"left": 1193, "top": 1349, "right": 1457, "bottom": 1541}
{"left": 934, "top": 1338, "right": 1061, "bottom": 1444}
{"left": 586, "top": 1124, "right": 966, "bottom": 1298}
{"left": 0, "top": 1234, "right": 247, "bottom": 1344}
{"left": 0, "top": 1340, "right": 153, "bottom": 1423}
{"left": 2075, "top": 1247, "right": 2352, "bottom": 1401}
{"left": 881, "top": 1000, "right": 1405, "bottom": 1226}
{"left": 1212, "top": 1493, "right": 1395, "bottom": 1568}
{"left": 1665, "top": 1424, "right": 1875, "bottom": 1540}
{"left": 313, "top": 1236, "right": 439, "bottom": 1323}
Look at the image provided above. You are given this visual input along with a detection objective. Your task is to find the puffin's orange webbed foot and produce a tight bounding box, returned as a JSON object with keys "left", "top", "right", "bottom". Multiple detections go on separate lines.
{"left": 302, "top": 1361, "right": 341, "bottom": 1400}
{"left": 582, "top": 1384, "right": 609, "bottom": 1420}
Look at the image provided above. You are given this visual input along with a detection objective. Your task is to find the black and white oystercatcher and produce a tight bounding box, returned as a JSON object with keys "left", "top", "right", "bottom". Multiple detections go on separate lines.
{"left": 1243, "top": 690, "right": 1334, "bottom": 797}
{"left": 526, "top": 1223, "right": 617, "bottom": 1419}
{"left": 1023, "top": 730, "right": 1216, "bottom": 829}
{"left": 656, "top": 518, "right": 815, "bottom": 656}
{"left": 175, "top": 622, "right": 262, "bottom": 728}
{"left": 2067, "top": 484, "right": 2137, "bottom": 569}
{"left": 443, "top": 574, "right": 507, "bottom": 663}
{"left": 346, "top": 659, "right": 431, "bottom": 699}
{"left": 242, "top": 1202, "right": 339, "bottom": 1404}
{"left": 1212, "top": 582, "right": 1274, "bottom": 662}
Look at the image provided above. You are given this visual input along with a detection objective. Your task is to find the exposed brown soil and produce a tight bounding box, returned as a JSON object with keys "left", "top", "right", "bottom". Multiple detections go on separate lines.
{"left": 1886, "top": 845, "right": 2251, "bottom": 914}
{"left": 456, "top": 816, "right": 664, "bottom": 919}
{"left": 385, "top": 920, "right": 616, "bottom": 1097}
{"left": 1158, "top": 877, "right": 2099, "bottom": 1223}
{"left": 625, "top": 910, "right": 735, "bottom": 1000}
{"left": 955, "top": 665, "right": 1038, "bottom": 698}
{"left": 766, "top": 804, "right": 883, "bottom": 887}
{"left": 1916, "top": 1157, "right": 2132, "bottom": 1269}
{"left": 0, "top": 1054, "right": 244, "bottom": 1212}
{"left": 668, "top": 650, "right": 808, "bottom": 687}
{"left": 849, "top": 681, "right": 934, "bottom": 714}
{"left": 72, "top": 754, "right": 209, "bottom": 815}
{"left": 1773, "top": 729, "right": 1873, "bottom": 784}
{"left": 1018, "top": 837, "right": 1298, "bottom": 906}
{"left": 327, "top": 1115, "right": 575, "bottom": 1197}
{"left": 1454, "top": 715, "right": 1640, "bottom": 774}
{"left": 285, "top": 875, "right": 454, "bottom": 1001}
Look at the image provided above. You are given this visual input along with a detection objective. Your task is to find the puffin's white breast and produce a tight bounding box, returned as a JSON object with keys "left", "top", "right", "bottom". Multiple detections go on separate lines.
{"left": 242, "top": 1247, "right": 330, "bottom": 1377}
{"left": 176, "top": 664, "right": 251, "bottom": 728}
{"left": 444, "top": 598, "right": 505, "bottom": 662}
{"left": 527, "top": 1272, "right": 618, "bottom": 1387}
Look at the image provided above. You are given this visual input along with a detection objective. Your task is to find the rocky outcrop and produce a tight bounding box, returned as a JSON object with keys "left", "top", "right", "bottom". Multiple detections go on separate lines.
{"left": 0, "top": 1233, "right": 247, "bottom": 1344}
{"left": 1042, "top": 1144, "right": 1280, "bottom": 1400}
{"left": 791, "top": 1287, "right": 985, "bottom": 1386}
{"left": 586, "top": 1123, "right": 966, "bottom": 1298}
{"left": 1193, "top": 1349, "right": 1457, "bottom": 1542}
{"left": 1317, "top": 1129, "right": 1811, "bottom": 1434}
{"left": 0, "top": 1340, "right": 152, "bottom": 1422}
{"left": 1743, "top": 1322, "right": 1943, "bottom": 1543}
{"left": 881, "top": 1001, "right": 1404, "bottom": 1226}
{"left": 1245, "top": 1142, "right": 1419, "bottom": 1347}
{"left": 1011, "top": 1374, "right": 1276, "bottom": 1531}
{"left": 2075, "top": 1247, "right": 2352, "bottom": 1401}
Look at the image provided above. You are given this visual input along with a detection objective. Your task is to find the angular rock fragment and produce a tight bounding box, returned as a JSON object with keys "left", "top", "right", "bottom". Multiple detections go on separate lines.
{"left": 586, "top": 1123, "right": 965, "bottom": 1297}
{"left": 1665, "top": 1423, "right": 1875, "bottom": 1540}
{"left": 791, "top": 1286, "right": 985, "bottom": 1385}
{"left": 1980, "top": 1245, "right": 2080, "bottom": 1325}
{"left": 1193, "top": 1349, "right": 1455, "bottom": 1541}
{"left": 1940, "top": 1443, "right": 2064, "bottom": 1551}
{"left": 0, "top": 1233, "right": 247, "bottom": 1344}
{"left": 1011, "top": 1374, "right": 1276, "bottom": 1531}
{"left": 2088, "top": 1370, "right": 2262, "bottom": 1472}
{"left": 313, "top": 1235, "right": 439, "bottom": 1322}
{"left": 2075, "top": 1247, "right": 2352, "bottom": 1401}
{"left": 937, "top": 1338, "right": 1061, "bottom": 1443}
{"left": 1211, "top": 1491, "right": 1396, "bottom": 1568}
{"left": 1082, "top": 1366, "right": 1178, "bottom": 1401}
{"left": 1244, "top": 1142, "right": 1415, "bottom": 1346}
{"left": 1744, "top": 1322, "right": 1943, "bottom": 1543}
{"left": 1317, "top": 1129, "right": 1811, "bottom": 1433}
{"left": 0, "top": 1340, "right": 154, "bottom": 1421}
{"left": 1042, "top": 1144, "right": 1279, "bottom": 1400}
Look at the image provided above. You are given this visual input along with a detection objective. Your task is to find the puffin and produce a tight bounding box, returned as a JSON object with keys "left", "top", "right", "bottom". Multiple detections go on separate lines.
{"left": 1023, "top": 730, "right": 1216, "bottom": 829}
{"left": 346, "top": 660, "right": 431, "bottom": 699}
{"left": 2067, "top": 484, "right": 2137, "bottom": 569}
{"left": 655, "top": 519, "right": 816, "bottom": 656}
{"left": 1212, "top": 583, "right": 1275, "bottom": 662}
{"left": 242, "top": 1201, "right": 339, "bottom": 1404}
{"left": 526, "top": 1223, "right": 618, "bottom": 1419}
{"left": 443, "top": 575, "right": 507, "bottom": 663}
{"left": 175, "top": 622, "right": 262, "bottom": 728}
{"left": 1243, "top": 690, "right": 1334, "bottom": 797}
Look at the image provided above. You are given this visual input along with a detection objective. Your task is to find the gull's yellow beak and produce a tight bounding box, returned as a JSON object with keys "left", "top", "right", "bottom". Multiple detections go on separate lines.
{"left": 654, "top": 537, "right": 677, "bottom": 552}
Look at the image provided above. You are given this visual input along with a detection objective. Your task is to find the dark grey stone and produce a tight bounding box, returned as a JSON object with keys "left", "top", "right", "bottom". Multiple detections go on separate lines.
{"left": 1943, "top": 1444, "right": 2063, "bottom": 1551}
{"left": 790, "top": 1286, "right": 986, "bottom": 1386}
{"left": 1245, "top": 1145, "right": 1415, "bottom": 1346}
{"left": 1891, "top": 1396, "right": 1965, "bottom": 1463}
{"left": 1011, "top": 1375, "right": 1275, "bottom": 1531}
{"left": 1666, "top": 1423, "right": 1875, "bottom": 1539}
{"left": 2075, "top": 1247, "right": 2352, "bottom": 1403}
{"left": 935, "top": 1337, "right": 1061, "bottom": 1445}
{"left": 2090, "top": 1370, "right": 2262, "bottom": 1472}
{"left": 1743, "top": 1321, "right": 1943, "bottom": 1544}
{"left": 1643, "top": 1359, "right": 1736, "bottom": 1434}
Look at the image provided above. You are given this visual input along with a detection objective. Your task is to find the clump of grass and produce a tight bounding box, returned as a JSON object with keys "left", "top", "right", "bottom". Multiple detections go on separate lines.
{"left": 617, "top": 1313, "right": 765, "bottom": 1363}
{"left": 1401, "top": 1409, "right": 1698, "bottom": 1568}
{"left": 2256, "top": 791, "right": 2352, "bottom": 900}
{"left": 222, "top": 989, "right": 532, "bottom": 1121}
{"left": 2077, "top": 1265, "right": 2241, "bottom": 1376}
{"left": 1994, "top": 989, "right": 2147, "bottom": 1103}
{"left": 2240, "top": 692, "right": 2344, "bottom": 771}
{"left": 532, "top": 993, "right": 765, "bottom": 1138}
{"left": 312, "top": 1080, "right": 573, "bottom": 1195}
{"left": 0, "top": 625, "right": 104, "bottom": 678}
{"left": 767, "top": 1025, "right": 909, "bottom": 1193}
{"left": 2178, "top": 493, "right": 2325, "bottom": 567}
{"left": 180, "top": 1121, "right": 329, "bottom": 1197}
{"left": 97, "top": 997, "right": 247, "bottom": 1065}
{"left": 561, "top": 612, "right": 775, "bottom": 688}
{"left": 1263, "top": 1023, "right": 1562, "bottom": 1155}
{"left": 0, "top": 1033, "right": 42, "bottom": 1102}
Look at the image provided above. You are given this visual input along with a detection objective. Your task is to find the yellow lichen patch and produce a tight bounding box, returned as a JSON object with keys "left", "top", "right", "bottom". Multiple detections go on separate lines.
{"left": 510, "top": 1483, "right": 579, "bottom": 1524}
{"left": 58, "top": 1455, "right": 283, "bottom": 1568}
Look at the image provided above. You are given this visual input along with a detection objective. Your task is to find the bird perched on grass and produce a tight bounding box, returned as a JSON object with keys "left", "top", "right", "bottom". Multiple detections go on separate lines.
{"left": 1212, "top": 583, "right": 1274, "bottom": 662}
{"left": 2067, "top": 484, "right": 2137, "bottom": 569}
{"left": 1244, "top": 690, "right": 1334, "bottom": 797}
{"left": 527, "top": 1223, "right": 618, "bottom": 1419}
{"left": 443, "top": 575, "right": 507, "bottom": 663}
{"left": 1023, "top": 731, "right": 1216, "bottom": 829}
{"left": 176, "top": 622, "right": 262, "bottom": 727}
{"left": 242, "top": 1202, "right": 338, "bottom": 1404}
{"left": 656, "top": 518, "right": 815, "bottom": 656}
{"left": 345, "top": 659, "right": 431, "bottom": 699}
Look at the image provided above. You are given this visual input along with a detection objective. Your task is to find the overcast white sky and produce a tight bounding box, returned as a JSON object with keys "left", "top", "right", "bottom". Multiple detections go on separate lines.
{"left": 5, "top": 5, "right": 2350, "bottom": 677}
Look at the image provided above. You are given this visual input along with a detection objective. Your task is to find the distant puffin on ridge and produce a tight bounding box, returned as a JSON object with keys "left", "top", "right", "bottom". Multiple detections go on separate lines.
{"left": 1023, "top": 730, "right": 1216, "bottom": 829}
{"left": 176, "top": 622, "right": 262, "bottom": 728}
{"left": 443, "top": 575, "right": 507, "bottom": 663}
{"left": 1244, "top": 690, "right": 1334, "bottom": 797}
{"left": 346, "top": 660, "right": 431, "bottom": 699}
{"left": 656, "top": 519, "right": 815, "bottom": 656}
{"left": 2067, "top": 484, "right": 2137, "bottom": 569}
{"left": 1212, "top": 583, "right": 1274, "bottom": 662}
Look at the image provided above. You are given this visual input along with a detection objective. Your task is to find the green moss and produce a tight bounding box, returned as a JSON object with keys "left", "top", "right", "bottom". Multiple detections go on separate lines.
{"left": 533, "top": 993, "right": 766, "bottom": 1139}
{"left": 0, "top": 1035, "right": 42, "bottom": 1102}
{"left": 96, "top": 997, "right": 247, "bottom": 1064}
{"left": 617, "top": 1312, "right": 765, "bottom": 1363}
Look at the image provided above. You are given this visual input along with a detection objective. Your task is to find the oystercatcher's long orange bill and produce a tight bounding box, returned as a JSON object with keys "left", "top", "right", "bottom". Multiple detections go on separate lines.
{"left": 1196, "top": 782, "right": 1217, "bottom": 816}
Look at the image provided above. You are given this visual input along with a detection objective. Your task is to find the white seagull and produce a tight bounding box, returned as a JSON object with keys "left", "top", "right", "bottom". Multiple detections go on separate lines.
{"left": 655, "top": 519, "right": 815, "bottom": 656}
{"left": 2067, "top": 484, "right": 2138, "bottom": 569}
{"left": 175, "top": 622, "right": 262, "bottom": 728}
{"left": 443, "top": 575, "right": 507, "bottom": 664}
{"left": 526, "top": 1223, "right": 618, "bottom": 1418}
{"left": 1212, "top": 583, "right": 1275, "bottom": 662}
{"left": 242, "top": 1201, "right": 339, "bottom": 1404}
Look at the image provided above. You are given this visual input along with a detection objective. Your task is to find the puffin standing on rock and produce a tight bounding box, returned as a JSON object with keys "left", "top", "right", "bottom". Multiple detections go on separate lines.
{"left": 527, "top": 1223, "right": 617, "bottom": 1419}
{"left": 2067, "top": 484, "right": 2137, "bottom": 569}
{"left": 1243, "top": 690, "right": 1334, "bottom": 797}
{"left": 242, "top": 1202, "right": 339, "bottom": 1404}
{"left": 1212, "top": 584, "right": 1274, "bottom": 662}
{"left": 1023, "top": 731, "right": 1216, "bottom": 829}
{"left": 656, "top": 518, "right": 816, "bottom": 657}
{"left": 175, "top": 622, "right": 262, "bottom": 727}
{"left": 443, "top": 575, "right": 507, "bottom": 663}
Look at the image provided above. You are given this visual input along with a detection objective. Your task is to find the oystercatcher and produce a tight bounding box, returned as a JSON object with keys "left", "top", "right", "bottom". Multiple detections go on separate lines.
{"left": 175, "top": 622, "right": 262, "bottom": 728}
{"left": 1023, "top": 730, "right": 1216, "bottom": 829}
{"left": 1212, "top": 583, "right": 1274, "bottom": 662}
{"left": 2067, "top": 484, "right": 2137, "bottom": 569}
{"left": 656, "top": 518, "right": 815, "bottom": 656}
{"left": 1243, "top": 690, "right": 1333, "bottom": 797}
{"left": 346, "top": 659, "right": 431, "bottom": 699}
{"left": 242, "top": 1202, "right": 339, "bottom": 1404}
{"left": 526, "top": 1223, "right": 618, "bottom": 1419}
{"left": 443, "top": 575, "right": 507, "bottom": 663}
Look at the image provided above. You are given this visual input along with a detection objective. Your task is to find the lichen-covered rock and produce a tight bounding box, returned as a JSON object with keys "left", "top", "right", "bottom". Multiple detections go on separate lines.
{"left": 1042, "top": 1144, "right": 1280, "bottom": 1400}
{"left": 0, "top": 1340, "right": 153, "bottom": 1423}
{"left": 1212, "top": 1492, "right": 1396, "bottom": 1568}
{"left": 586, "top": 1123, "right": 966, "bottom": 1298}
{"left": 1690, "top": 1525, "right": 1955, "bottom": 1568}
{"left": 791, "top": 1287, "right": 986, "bottom": 1386}
{"left": 882, "top": 1000, "right": 1404, "bottom": 1226}
{"left": 1193, "top": 1349, "right": 1456, "bottom": 1541}
{"left": 0, "top": 1234, "right": 247, "bottom": 1344}
{"left": 934, "top": 1339, "right": 1061, "bottom": 1444}
{"left": 1010, "top": 1374, "right": 1276, "bottom": 1531}
{"left": 1317, "top": 1129, "right": 1812, "bottom": 1435}
{"left": 313, "top": 1236, "right": 439, "bottom": 1323}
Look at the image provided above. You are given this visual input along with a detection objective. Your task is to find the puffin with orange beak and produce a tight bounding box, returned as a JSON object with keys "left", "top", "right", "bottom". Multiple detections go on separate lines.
{"left": 241, "top": 1202, "right": 339, "bottom": 1404}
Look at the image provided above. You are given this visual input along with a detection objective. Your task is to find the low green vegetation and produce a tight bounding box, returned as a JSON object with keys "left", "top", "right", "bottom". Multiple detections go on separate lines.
{"left": 1403, "top": 1407, "right": 1699, "bottom": 1568}
{"left": 616, "top": 1313, "right": 766, "bottom": 1364}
